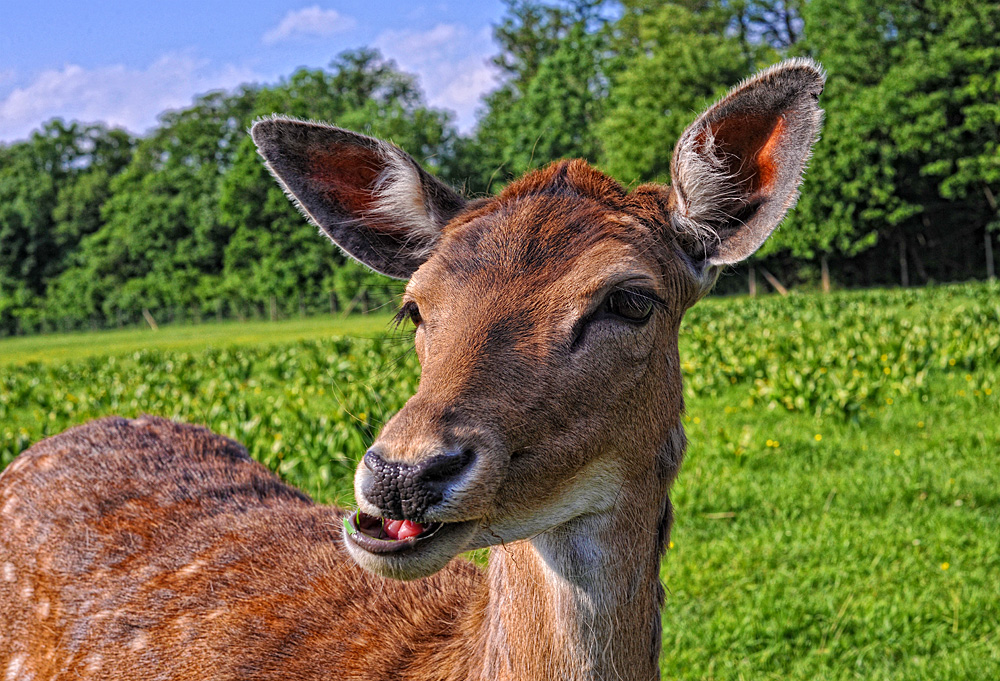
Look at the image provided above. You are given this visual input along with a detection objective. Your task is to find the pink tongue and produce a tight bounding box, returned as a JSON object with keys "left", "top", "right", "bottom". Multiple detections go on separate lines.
{"left": 383, "top": 519, "right": 426, "bottom": 541}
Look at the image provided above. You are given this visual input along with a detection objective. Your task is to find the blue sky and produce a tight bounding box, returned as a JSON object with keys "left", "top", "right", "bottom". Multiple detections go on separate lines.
{"left": 0, "top": 1, "right": 508, "bottom": 142}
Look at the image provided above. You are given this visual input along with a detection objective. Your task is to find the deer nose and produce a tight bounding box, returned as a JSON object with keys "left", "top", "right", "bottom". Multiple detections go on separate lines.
{"left": 361, "top": 448, "right": 474, "bottom": 520}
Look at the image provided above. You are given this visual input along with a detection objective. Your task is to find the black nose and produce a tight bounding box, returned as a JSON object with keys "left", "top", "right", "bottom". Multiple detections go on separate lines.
{"left": 362, "top": 448, "right": 474, "bottom": 520}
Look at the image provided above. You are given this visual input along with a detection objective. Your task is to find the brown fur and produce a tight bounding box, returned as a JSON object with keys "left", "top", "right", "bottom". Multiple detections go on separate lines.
{"left": 1, "top": 416, "right": 483, "bottom": 680}
{"left": 1, "top": 59, "right": 824, "bottom": 681}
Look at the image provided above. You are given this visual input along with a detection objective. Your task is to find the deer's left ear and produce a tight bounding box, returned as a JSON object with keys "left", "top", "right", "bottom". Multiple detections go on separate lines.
{"left": 669, "top": 58, "right": 825, "bottom": 266}
{"left": 251, "top": 117, "right": 466, "bottom": 279}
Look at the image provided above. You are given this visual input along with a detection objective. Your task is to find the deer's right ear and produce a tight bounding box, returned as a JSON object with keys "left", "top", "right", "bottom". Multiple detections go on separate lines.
{"left": 251, "top": 118, "right": 466, "bottom": 279}
{"left": 668, "top": 58, "right": 825, "bottom": 268}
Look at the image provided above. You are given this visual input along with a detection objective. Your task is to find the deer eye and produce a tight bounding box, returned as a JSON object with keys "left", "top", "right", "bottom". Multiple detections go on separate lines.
{"left": 394, "top": 301, "right": 422, "bottom": 328}
{"left": 605, "top": 289, "right": 656, "bottom": 324}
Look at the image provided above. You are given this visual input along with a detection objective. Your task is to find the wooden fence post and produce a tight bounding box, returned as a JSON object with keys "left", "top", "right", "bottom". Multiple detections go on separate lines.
{"left": 758, "top": 266, "right": 789, "bottom": 296}
{"left": 142, "top": 308, "right": 159, "bottom": 332}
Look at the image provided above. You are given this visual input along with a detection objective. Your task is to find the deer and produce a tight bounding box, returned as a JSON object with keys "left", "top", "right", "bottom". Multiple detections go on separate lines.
{"left": 0, "top": 58, "right": 823, "bottom": 681}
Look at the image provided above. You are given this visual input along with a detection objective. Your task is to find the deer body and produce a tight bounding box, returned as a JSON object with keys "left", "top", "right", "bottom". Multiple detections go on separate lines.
{"left": 1, "top": 60, "right": 824, "bottom": 680}
{"left": 0, "top": 416, "right": 664, "bottom": 680}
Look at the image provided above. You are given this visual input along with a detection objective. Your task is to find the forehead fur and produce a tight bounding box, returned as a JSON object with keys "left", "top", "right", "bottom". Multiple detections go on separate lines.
{"left": 431, "top": 160, "right": 681, "bottom": 286}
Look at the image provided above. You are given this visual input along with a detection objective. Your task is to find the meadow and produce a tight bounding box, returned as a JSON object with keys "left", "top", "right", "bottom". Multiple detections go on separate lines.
{"left": 1, "top": 282, "right": 998, "bottom": 680}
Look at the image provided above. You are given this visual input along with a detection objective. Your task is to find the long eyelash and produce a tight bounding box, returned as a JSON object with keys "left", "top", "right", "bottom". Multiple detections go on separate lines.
{"left": 392, "top": 301, "right": 420, "bottom": 330}
{"left": 613, "top": 286, "right": 668, "bottom": 310}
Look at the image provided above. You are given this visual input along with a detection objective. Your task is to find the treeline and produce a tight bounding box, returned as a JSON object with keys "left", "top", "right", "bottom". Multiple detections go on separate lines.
{"left": 1, "top": 0, "right": 998, "bottom": 335}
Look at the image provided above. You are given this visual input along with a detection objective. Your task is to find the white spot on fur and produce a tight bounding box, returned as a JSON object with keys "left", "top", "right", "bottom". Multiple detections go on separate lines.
{"left": 176, "top": 559, "right": 205, "bottom": 577}
{"left": 0, "top": 457, "right": 27, "bottom": 489}
{"left": 36, "top": 599, "right": 50, "bottom": 618}
{"left": 5, "top": 654, "right": 24, "bottom": 681}
{"left": 2, "top": 495, "right": 18, "bottom": 516}
{"left": 2, "top": 563, "right": 15, "bottom": 582}
{"left": 3, "top": 455, "right": 29, "bottom": 477}
{"left": 84, "top": 654, "right": 102, "bottom": 674}
{"left": 20, "top": 584, "right": 33, "bottom": 599}
{"left": 129, "top": 632, "right": 148, "bottom": 651}
{"left": 175, "top": 614, "right": 194, "bottom": 634}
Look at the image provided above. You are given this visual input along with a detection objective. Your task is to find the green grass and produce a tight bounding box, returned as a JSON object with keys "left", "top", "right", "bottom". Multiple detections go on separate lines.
{"left": 1, "top": 283, "right": 998, "bottom": 679}
{"left": 0, "top": 313, "right": 396, "bottom": 366}
{"left": 664, "top": 369, "right": 999, "bottom": 680}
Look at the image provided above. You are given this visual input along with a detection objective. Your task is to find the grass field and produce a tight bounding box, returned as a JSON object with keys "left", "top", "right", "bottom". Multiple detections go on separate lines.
{"left": 0, "top": 313, "right": 396, "bottom": 366}
{"left": 2, "top": 283, "right": 998, "bottom": 679}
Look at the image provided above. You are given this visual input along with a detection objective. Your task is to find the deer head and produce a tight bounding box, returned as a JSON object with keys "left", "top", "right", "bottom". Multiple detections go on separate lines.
{"left": 251, "top": 58, "right": 824, "bottom": 582}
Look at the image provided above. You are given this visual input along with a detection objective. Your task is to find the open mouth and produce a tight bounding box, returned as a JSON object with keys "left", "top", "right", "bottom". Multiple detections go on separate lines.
{"left": 343, "top": 510, "right": 445, "bottom": 554}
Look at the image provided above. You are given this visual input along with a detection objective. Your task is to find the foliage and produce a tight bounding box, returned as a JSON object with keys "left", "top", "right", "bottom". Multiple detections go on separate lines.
{"left": 773, "top": 0, "right": 1000, "bottom": 279}
{"left": 468, "top": 0, "right": 612, "bottom": 191}
{"left": 0, "top": 121, "right": 134, "bottom": 332}
{"left": 1, "top": 284, "right": 998, "bottom": 679}
{"left": 598, "top": 1, "right": 758, "bottom": 184}
{"left": 683, "top": 282, "right": 1000, "bottom": 418}
{"left": 2, "top": 1, "right": 1000, "bottom": 331}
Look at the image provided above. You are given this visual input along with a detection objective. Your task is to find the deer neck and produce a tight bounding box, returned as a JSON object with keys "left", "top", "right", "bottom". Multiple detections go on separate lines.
{"left": 476, "top": 479, "right": 669, "bottom": 681}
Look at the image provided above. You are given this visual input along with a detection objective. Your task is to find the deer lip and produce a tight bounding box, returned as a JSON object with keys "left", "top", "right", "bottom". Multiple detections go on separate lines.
{"left": 344, "top": 510, "right": 446, "bottom": 555}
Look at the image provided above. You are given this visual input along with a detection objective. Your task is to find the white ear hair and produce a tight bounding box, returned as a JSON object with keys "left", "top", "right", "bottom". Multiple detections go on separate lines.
{"left": 251, "top": 117, "right": 466, "bottom": 279}
{"left": 669, "top": 58, "right": 825, "bottom": 267}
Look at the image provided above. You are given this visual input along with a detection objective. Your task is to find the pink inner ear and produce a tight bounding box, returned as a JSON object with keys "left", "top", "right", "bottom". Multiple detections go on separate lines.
{"left": 710, "top": 113, "right": 787, "bottom": 198}
{"left": 307, "top": 146, "right": 406, "bottom": 234}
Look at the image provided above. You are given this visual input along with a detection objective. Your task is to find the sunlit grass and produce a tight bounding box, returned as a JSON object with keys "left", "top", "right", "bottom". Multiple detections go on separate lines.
{"left": 0, "top": 313, "right": 395, "bottom": 366}
{"left": 1, "top": 283, "right": 997, "bottom": 679}
{"left": 664, "top": 368, "right": 999, "bottom": 680}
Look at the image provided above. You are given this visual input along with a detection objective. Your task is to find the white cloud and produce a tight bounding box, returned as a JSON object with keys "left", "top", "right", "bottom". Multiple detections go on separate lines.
{"left": 374, "top": 24, "right": 500, "bottom": 132}
{"left": 0, "top": 20, "right": 501, "bottom": 142}
{"left": 0, "top": 54, "right": 259, "bottom": 142}
{"left": 262, "top": 6, "right": 357, "bottom": 45}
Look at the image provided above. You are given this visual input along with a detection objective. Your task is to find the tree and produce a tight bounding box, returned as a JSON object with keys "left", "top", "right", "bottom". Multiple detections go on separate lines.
{"left": 218, "top": 50, "right": 458, "bottom": 312}
{"left": 0, "top": 121, "right": 134, "bottom": 333}
{"left": 48, "top": 89, "right": 257, "bottom": 323}
{"left": 774, "top": 0, "right": 1000, "bottom": 285}
{"left": 469, "top": 1, "right": 611, "bottom": 192}
{"left": 598, "top": 2, "right": 759, "bottom": 185}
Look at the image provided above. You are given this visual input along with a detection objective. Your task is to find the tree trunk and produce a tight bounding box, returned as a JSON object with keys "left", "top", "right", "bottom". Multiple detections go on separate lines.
{"left": 983, "top": 182, "right": 1000, "bottom": 279}
{"left": 329, "top": 290, "right": 338, "bottom": 315}
{"left": 986, "top": 229, "right": 996, "bottom": 281}
{"left": 899, "top": 236, "right": 909, "bottom": 287}
{"left": 758, "top": 266, "right": 788, "bottom": 296}
{"left": 142, "top": 308, "right": 159, "bottom": 332}
{"left": 748, "top": 263, "right": 757, "bottom": 297}
{"left": 820, "top": 255, "right": 830, "bottom": 293}
{"left": 269, "top": 295, "right": 277, "bottom": 322}
{"left": 984, "top": 184, "right": 997, "bottom": 281}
